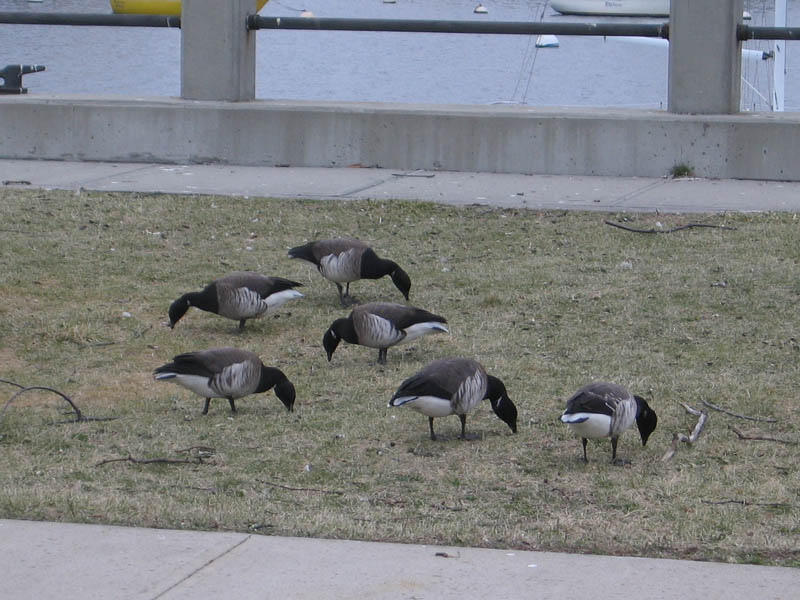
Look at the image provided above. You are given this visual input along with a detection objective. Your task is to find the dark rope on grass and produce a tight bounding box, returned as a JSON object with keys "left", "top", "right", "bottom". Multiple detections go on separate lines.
{"left": 604, "top": 220, "right": 737, "bottom": 234}
{"left": 702, "top": 399, "right": 777, "bottom": 423}
{"left": 0, "top": 384, "right": 84, "bottom": 424}
{"left": 95, "top": 453, "right": 208, "bottom": 467}
{"left": 257, "top": 478, "right": 343, "bottom": 495}
{"left": 701, "top": 499, "right": 792, "bottom": 508}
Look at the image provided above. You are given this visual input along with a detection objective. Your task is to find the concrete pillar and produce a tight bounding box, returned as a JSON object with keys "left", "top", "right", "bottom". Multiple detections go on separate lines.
{"left": 181, "top": 0, "right": 257, "bottom": 101}
{"left": 668, "top": 0, "right": 743, "bottom": 114}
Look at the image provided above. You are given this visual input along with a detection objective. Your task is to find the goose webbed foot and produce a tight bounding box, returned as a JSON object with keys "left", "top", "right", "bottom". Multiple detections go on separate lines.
{"left": 611, "top": 457, "right": 631, "bottom": 467}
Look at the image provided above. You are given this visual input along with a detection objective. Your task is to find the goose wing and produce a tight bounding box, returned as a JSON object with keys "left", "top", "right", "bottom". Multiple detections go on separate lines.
{"left": 352, "top": 306, "right": 406, "bottom": 348}
{"left": 219, "top": 272, "right": 301, "bottom": 298}
{"left": 564, "top": 382, "right": 631, "bottom": 416}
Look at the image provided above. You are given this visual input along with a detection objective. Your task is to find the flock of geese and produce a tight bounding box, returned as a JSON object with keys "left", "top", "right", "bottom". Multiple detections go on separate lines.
{"left": 154, "top": 237, "right": 658, "bottom": 464}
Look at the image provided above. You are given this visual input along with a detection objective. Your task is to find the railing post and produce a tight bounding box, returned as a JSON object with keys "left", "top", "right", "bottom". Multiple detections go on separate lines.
{"left": 668, "top": 0, "right": 743, "bottom": 114}
{"left": 181, "top": 0, "right": 256, "bottom": 101}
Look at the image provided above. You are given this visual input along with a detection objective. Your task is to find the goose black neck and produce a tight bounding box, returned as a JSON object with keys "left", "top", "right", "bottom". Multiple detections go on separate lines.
{"left": 360, "top": 248, "right": 396, "bottom": 279}
{"left": 333, "top": 317, "right": 359, "bottom": 344}
{"left": 188, "top": 284, "right": 219, "bottom": 313}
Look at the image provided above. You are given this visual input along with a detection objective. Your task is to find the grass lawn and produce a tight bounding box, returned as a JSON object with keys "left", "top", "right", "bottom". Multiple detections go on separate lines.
{"left": 0, "top": 187, "right": 797, "bottom": 566}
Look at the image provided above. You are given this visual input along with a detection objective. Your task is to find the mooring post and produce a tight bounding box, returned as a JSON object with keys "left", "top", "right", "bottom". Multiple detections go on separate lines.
{"left": 668, "top": 0, "right": 744, "bottom": 113}
{"left": 181, "top": 0, "right": 257, "bottom": 101}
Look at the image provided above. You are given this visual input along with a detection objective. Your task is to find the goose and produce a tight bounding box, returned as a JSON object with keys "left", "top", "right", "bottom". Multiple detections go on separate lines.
{"left": 168, "top": 272, "right": 303, "bottom": 330}
{"left": 388, "top": 357, "right": 518, "bottom": 440}
{"left": 560, "top": 381, "right": 657, "bottom": 464}
{"left": 323, "top": 302, "right": 448, "bottom": 364}
{"left": 153, "top": 347, "right": 295, "bottom": 415}
{"left": 288, "top": 238, "right": 411, "bottom": 305}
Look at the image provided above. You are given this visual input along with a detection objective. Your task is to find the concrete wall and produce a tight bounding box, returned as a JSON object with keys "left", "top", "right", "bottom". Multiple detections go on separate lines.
{"left": 1, "top": 95, "right": 799, "bottom": 181}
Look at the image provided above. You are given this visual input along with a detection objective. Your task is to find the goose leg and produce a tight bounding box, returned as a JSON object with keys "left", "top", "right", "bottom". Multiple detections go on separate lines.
{"left": 581, "top": 438, "right": 588, "bottom": 462}
{"left": 459, "top": 414, "right": 468, "bottom": 439}
{"left": 610, "top": 436, "right": 630, "bottom": 466}
{"left": 335, "top": 283, "right": 349, "bottom": 307}
{"left": 238, "top": 319, "right": 246, "bottom": 331}
{"left": 202, "top": 398, "right": 211, "bottom": 415}
{"left": 377, "top": 348, "right": 388, "bottom": 364}
{"left": 428, "top": 417, "right": 437, "bottom": 441}
{"left": 228, "top": 398, "right": 237, "bottom": 413}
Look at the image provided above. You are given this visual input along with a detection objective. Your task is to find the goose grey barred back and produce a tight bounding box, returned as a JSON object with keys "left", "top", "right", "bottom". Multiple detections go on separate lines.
{"left": 153, "top": 347, "right": 295, "bottom": 415}
{"left": 288, "top": 237, "right": 411, "bottom": 305}
{"left": 560, "top": 381, "right": 657, "bottom": 464}
{"left": 388, "top": 358, "right": 518, "bottom": 440}
{"left": 323, "top": 302, "right": 448, "bottom": 364}
{"left": 168, "top": 272, "right": 303, "bottom": 330}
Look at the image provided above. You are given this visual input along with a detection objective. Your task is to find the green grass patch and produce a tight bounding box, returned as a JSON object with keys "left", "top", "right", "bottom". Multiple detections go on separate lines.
{"left": 0, "top": 188, "right": 798, "bottom": 566}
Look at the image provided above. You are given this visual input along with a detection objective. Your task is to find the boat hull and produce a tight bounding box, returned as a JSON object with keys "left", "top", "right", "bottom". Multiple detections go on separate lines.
{"left": 110, "top": 0, "right": 268, "bottom": 16}
{"left": 551, "top": 0, "right": 669, "bottom": 17}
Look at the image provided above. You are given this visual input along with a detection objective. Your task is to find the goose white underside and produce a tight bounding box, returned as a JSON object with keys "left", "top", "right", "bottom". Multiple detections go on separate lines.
{"left": 390, "top": 395, "right": 455, "bottom": 418}
{"left": 155, "top": 373, "right": 220, "bottom": 399}
{"left": 397, "top": 322, "right": 449, "bottom": 345}
{"left": 265, "top": 289, "right": 304, "bottom": 312}
{"left": 561, "top": 412, "right": 613, "bottom": 439}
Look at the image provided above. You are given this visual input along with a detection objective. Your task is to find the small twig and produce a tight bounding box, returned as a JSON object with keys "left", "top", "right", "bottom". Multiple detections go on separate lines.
{"left": 258, "top": 479, "right": 343, "bottom": 495}
{"left": 661, "top": 403, "right": 707, "bottom": 461}
{"left": 701, "top": 399, "right": 776, "bottom": 423}
{"left": 730, "top": 426, "right": 798, "bottom": 445}
{"left": 604, "top": 220, "right": 736, "bottom": 234}
{"left": 701, "top": 499, "right": 791, "bottom": 509}
{"left": 1, "top": 385, "right": 84, "bottom": 425}
{"left": 174, "top": 445, "right": 216, "bottom": 454}
{"left": 95, "top": 454, "right": 207, "bottom": 467}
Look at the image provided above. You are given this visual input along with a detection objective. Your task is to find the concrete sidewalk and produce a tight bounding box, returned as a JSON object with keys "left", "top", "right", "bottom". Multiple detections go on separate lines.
{"left": 2, "top": 158, "right": 800, "bottom": 213}
{"left": 1, "top": 519, "right": 796, "bottom": 600}
{"left": 2, "top": 159, "right": 798, "bottom": 599}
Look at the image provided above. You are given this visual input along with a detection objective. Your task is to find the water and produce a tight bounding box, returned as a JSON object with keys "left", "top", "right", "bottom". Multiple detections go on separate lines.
{"left": 1, "top": 0, "right": 797, "bottom": 110}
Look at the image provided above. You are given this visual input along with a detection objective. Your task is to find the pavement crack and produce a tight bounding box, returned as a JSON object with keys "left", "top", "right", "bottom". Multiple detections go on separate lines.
{"left": 609, "top": 178, "right": 670, "bottom": 205}
{"left": 336, "top": 175, "right": 397, "bottom": 198}
{"left": 150, "top": 534, "right": 252, "bottom": 599}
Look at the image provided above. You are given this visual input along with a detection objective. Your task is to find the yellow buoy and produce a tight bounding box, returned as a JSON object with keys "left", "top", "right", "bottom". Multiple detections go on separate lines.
{"left": 110, "top": 0, "right": 269, "bottom": 16}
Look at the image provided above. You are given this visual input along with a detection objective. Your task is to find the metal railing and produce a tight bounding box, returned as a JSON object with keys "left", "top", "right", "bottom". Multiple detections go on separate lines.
{"left": 0, "top": 12, "right": 179, "bottom": 27}
{"left": 1, "top": 12, "right": 799, "bottom": 42}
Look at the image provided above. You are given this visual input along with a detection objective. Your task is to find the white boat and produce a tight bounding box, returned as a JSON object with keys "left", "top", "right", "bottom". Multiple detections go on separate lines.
{"left": 550, "top": 1, "right": 669, "bottom": 17}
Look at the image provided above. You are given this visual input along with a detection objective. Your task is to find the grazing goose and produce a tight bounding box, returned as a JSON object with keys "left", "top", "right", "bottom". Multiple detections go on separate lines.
{"left": 388, "top": 358, "right": 518, "bottom": 440}
{"left": 168, "top": 272, "right": 303, "bottom": 330}
{"left": 323, "top": 302, "right": 448, "bottom": 364}
{"left": 153, "top": 347, "right": 295, "bottom": 415}
{"left": 288, "top": 237, "right": 411, "bottom": 305}
{"left": 560, "top": 381, "right": 657, "bottom": 464}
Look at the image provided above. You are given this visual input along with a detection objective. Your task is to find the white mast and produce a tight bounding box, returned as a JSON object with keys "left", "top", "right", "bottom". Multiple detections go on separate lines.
{"left": 773, "top": 0, "right": 786, "bottom": 111}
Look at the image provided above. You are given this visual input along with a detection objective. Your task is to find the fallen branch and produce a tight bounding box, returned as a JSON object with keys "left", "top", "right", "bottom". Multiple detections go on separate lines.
{"left": 604, "top": 220, "right": 736, "bottom": 234}
{"left": 730, "top": 426, "right": 798, "bottom": 445}
{"left": 257, "top": 479, "right": 342, "bottom": 495}
{"left": 661, "top": 403, "right": 708, "bottom": 461}
{"left": 701, "top": 399, "right": 776, "bottom": 423}
{"left": 701, "top": 499, "right": 791, "bottom": 509}
{"left": 95, "top": 454, "right": 207, "bottom": 467}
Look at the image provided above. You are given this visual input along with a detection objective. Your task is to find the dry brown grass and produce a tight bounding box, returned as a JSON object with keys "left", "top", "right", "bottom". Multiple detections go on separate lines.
{"left": 0, "top": 188, "right": 798, "bottom": 566}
